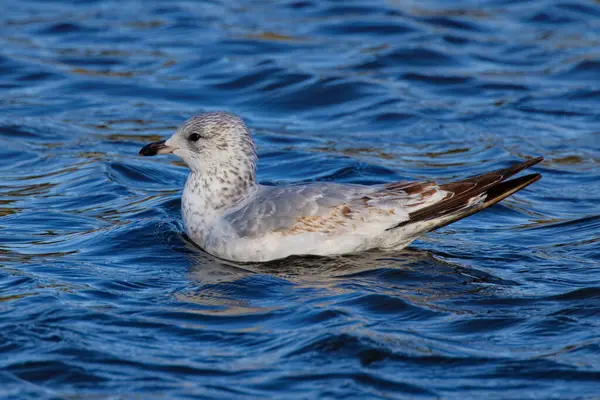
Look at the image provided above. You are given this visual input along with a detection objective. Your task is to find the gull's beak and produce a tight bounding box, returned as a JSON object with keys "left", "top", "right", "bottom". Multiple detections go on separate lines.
{"left": 138, "top": 140, "right": 176, "bottom": 156}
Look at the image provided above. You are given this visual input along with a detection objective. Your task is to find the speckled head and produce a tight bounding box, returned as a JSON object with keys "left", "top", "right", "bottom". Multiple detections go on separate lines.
{"left": 140, "top": 111, "right": 257, "bottom": 176}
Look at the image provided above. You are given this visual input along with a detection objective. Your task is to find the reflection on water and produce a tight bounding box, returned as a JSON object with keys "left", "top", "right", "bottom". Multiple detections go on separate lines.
{"left": 184, "top": 246, "right": 519, "bottom": 319}
{"left": 187, "top": 245, "right": 514, "bottom": 290}
{"left": 1, "top": 0, "right": 600, "bottom": 398}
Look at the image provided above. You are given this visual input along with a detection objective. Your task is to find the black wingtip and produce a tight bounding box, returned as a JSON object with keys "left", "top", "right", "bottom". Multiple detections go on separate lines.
{"left": 424, "top": 173, "right": 542, "bottom": 233}
{"left": 525, "top": 155, "right": 544, "bottom": 167}
{"left": 387, "top": 156, "right": 544, "bottom": 232}
{"left": 495, "top": 155, "right": 544, "bottom": 179}
{"left": 485, "top": 173, "right": 541, "bottom": 201}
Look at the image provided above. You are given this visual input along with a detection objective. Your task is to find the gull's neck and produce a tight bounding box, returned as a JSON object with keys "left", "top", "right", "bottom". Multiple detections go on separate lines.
{"left": 183, "top": 164, "right": 258, "bottom": 212}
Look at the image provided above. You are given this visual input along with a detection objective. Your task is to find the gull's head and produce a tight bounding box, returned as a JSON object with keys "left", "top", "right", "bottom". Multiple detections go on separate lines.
{"left": 139, "top": 111, "right": 257, "bottom": 174}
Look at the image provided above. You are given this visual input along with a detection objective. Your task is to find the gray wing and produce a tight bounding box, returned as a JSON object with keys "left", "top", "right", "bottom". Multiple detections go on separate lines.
{"left": 225, "top": 157, "right": 543, "bottom": 239}
{"left": 224, "top": 181, "right": 438, "bottom": 237}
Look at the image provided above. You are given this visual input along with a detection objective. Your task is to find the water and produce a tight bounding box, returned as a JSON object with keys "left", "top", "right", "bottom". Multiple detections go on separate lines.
{"left": 1, "top": 0, "right": 599, "bottom": 398}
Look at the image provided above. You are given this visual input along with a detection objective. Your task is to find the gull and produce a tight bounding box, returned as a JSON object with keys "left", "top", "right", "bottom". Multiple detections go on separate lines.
{"left": 139, "top": 112, "right": 542, "bottom": 262}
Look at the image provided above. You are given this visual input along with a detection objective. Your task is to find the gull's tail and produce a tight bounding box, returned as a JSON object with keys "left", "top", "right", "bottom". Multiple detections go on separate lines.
{"left": 388, "top": 156, "right": 543, "bottom": 232}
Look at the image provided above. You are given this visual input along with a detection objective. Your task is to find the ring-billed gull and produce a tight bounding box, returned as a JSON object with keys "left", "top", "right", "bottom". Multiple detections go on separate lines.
{"left": 139, "top": 112, "right": 542, "bottom": 262}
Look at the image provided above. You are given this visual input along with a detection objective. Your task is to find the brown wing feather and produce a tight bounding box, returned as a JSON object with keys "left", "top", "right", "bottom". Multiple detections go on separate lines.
{"left": 366, "top": 181, "right": 437, "bottom": 202}
{"left": 387, "top": 156, "right": 543, "bottom": 230}
{"left": 423, "top": 173, "right": 542, "bottom": 232}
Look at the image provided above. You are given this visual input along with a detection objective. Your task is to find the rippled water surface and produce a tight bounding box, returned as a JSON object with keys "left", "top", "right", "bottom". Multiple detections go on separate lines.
{"left": 2, "top": 0, "right": 600, "bottom": 398}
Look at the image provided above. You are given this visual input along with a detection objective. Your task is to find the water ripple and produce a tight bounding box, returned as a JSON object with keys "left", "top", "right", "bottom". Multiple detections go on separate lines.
{"left": 1, "top": 0, "right": 599, "bottom": 398}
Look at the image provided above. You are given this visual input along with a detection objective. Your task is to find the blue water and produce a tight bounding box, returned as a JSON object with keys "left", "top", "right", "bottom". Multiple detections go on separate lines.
{"left": 1, "top": 0, "right": 599, "bottom": 398}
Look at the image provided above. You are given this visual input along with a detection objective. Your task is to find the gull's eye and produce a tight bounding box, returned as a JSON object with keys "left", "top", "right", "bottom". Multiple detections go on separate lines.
{"left": 189, "top": 133, "right": 201, "bottom": 142}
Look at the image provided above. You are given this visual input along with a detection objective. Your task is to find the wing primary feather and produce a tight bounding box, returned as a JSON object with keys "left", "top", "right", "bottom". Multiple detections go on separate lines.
{"left": 422, "top": 173, "right": 541, "bottom": 233}
{"left": 387, "top": 157, "right": 543, "bottom": 231}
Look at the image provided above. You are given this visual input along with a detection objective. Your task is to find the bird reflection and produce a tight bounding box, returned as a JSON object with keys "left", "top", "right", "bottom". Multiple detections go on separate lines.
{"left": 178, "top": 234, "right": 520, "bottom": 315}
{"left": 183, "top": 235, "right": 516, "bottom": 289}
